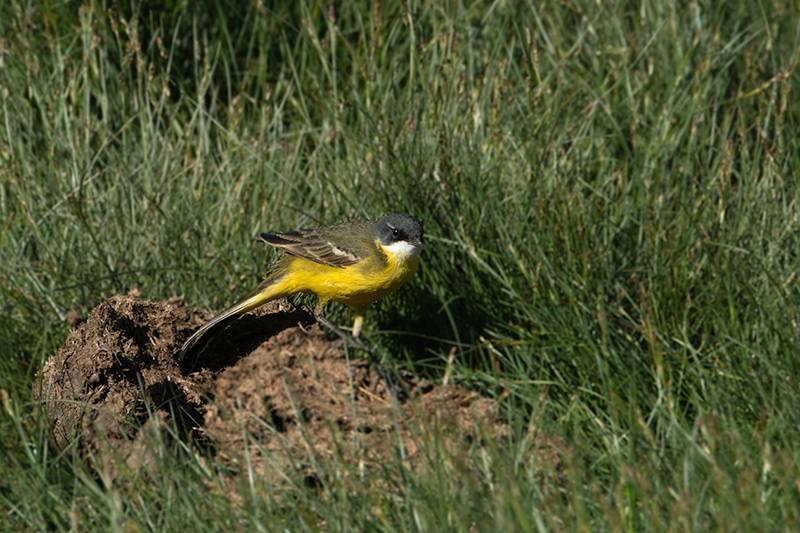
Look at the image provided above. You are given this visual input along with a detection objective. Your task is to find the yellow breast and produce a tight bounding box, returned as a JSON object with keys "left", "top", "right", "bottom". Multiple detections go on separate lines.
{"left": 282, "top": 243, "right": 420, "bottom": 307}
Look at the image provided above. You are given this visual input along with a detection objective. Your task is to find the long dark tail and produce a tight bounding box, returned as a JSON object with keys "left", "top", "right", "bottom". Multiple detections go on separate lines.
{"left": 178, "top": 274, "right": 287, "bottom": 361}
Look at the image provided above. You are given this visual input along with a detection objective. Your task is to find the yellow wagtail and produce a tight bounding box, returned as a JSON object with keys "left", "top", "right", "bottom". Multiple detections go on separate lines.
{"left": 179, "top": 214, "right": 424, "bottom": 361}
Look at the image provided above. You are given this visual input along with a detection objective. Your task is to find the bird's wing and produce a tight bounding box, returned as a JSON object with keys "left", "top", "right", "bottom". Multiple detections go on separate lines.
{"left": 260, "top": 221, "right": 375, "bottom": 269}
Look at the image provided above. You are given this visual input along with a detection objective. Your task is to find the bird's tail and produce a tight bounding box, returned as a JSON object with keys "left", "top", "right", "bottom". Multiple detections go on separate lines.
{"left": 178, "top": 274, "right": 287, "bottom": 361}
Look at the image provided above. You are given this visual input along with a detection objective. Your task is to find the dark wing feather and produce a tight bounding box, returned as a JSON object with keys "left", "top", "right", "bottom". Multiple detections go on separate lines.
{"left": 260, "top": 221, "right": 375, "bottom": 268}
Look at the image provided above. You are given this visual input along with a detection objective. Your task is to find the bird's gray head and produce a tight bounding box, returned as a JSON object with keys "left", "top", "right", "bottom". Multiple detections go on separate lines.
{"left": 374, "top": 214, "right": 424, "bottom": 257}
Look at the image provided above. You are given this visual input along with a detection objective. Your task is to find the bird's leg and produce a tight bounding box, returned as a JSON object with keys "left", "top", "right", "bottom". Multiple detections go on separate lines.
{"left": 312, "top": 300, "right": 370, "bottom": 351}
{"left": 351, "top": 305, "right": 367, "bottom": 339}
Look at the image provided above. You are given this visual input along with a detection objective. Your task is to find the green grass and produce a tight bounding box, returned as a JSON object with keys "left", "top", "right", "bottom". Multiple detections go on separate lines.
{"left": 3, "top": 0, "right": 800, "bottom": 530}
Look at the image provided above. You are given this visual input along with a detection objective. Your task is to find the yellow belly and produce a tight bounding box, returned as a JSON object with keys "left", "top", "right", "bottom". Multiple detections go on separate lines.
{"left": 280, "top": 250, "right": 419, "bottom": 307}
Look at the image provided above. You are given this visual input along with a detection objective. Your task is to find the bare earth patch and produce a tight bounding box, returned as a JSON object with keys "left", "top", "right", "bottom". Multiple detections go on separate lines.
{"left": 33, "top": 294, "right": 562, "bottom": 486}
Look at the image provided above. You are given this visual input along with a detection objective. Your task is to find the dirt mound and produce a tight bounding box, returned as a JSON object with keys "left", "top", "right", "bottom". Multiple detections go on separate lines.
{"left": 33, "top": 294, "right": 561, "bottom": 484}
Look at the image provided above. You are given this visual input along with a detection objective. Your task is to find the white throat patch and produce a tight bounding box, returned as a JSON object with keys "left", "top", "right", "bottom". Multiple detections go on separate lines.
{"left": 383, "top": 240, "right": 423, "bottom": 260}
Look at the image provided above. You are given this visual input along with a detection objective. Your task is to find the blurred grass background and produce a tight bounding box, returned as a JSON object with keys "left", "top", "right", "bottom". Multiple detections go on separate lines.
{"left": 2, "top": 0, "right": 800, "bottom": 530}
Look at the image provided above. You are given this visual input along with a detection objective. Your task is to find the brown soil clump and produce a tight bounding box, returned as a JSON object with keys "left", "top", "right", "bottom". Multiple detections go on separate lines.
{"left": 33, "top": 294, "right": 562, "bottom": 485}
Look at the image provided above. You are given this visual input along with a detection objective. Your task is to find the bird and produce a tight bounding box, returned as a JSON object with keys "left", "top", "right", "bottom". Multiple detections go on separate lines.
{"left": 178, "top": 213, "right": 424, "bottom": 361}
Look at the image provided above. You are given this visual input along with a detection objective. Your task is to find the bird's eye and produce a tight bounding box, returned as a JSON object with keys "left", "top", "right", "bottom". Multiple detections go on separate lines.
{"left": 392, "top": 228, "right": 399, "bottom": 237}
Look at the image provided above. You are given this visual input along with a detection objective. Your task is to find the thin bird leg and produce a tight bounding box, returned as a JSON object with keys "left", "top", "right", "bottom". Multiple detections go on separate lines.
{"left": 313, "top": 300, "right": 370, "bottom": 352}
{"left": 351, "top": 306, "right": 367, "bottom": 338}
